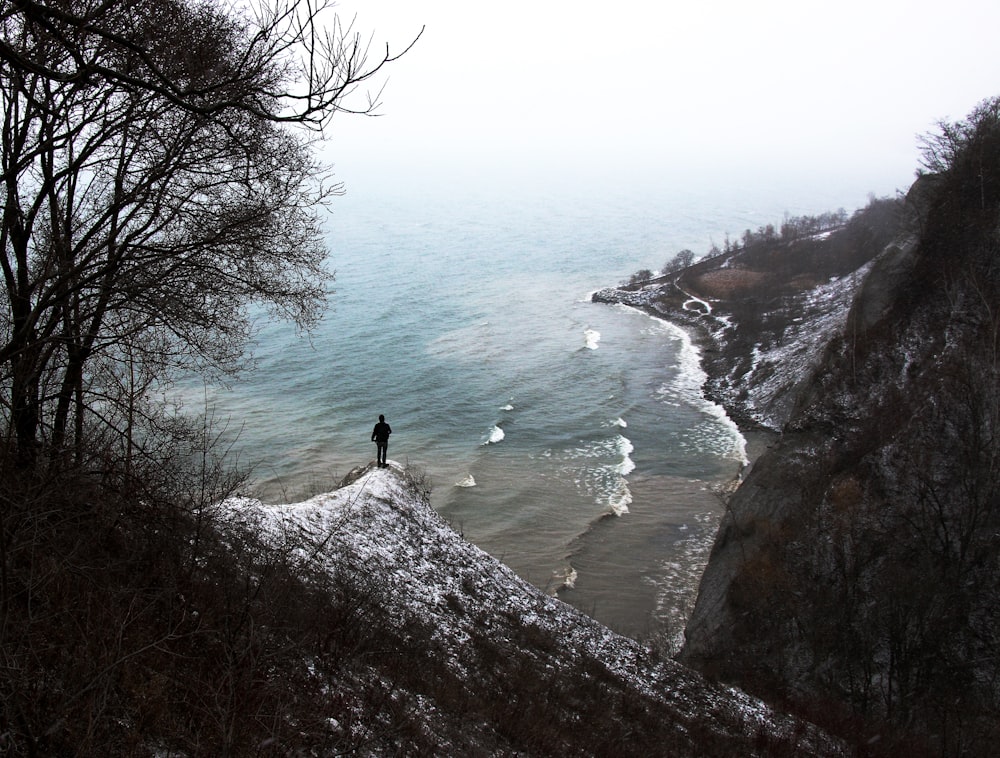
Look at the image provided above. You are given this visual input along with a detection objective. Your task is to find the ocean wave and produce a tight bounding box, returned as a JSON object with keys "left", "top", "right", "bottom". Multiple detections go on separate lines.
{"left": 583, "top": 328, "right": 601, "bottom": 350}
{"left": 697, "top": 404, "right": 748, "bottom": 463}
{"left": 500, "top": 403, "right": 514, "bottom": 411}
{"left": 561, "top": 433, "right": 635, "bottom": 515}
{"left": 551, "top": 565, "right": 578, "bottom": 592}
{"left": 642, "top": 315, "right": 748, "bottom": 465}
{"left": 482, "top": 425, "right": 505, "bottom": 445}
{"left": 455, "top": 474, "right": 477, "bottom": 487}
{"left": 651, "top": 511, "right": 719, "bottom": 652}
{"left": 616, "top": 435, "right": 636, "bottom": 476}
{"left": 608, "top": 479, "right": 632, "bottom": 516}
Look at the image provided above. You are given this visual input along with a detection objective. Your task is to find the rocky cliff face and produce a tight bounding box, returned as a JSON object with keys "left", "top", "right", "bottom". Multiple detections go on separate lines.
{"left": 675, "top": 166, "right": 1000, "bottom": 756}
{"left": 679, "top": 199, "right": 924, "bottom": 665}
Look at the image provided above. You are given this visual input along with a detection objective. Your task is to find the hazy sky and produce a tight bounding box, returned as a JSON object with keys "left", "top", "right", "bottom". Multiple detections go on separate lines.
{"left": 326, "top": 1, "right": 1000, "bottom": 197}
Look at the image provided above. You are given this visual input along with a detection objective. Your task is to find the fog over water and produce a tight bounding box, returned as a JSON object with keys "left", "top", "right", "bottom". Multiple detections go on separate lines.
{"left": 327, "top": 0, "right": 1000, "bottom": 198}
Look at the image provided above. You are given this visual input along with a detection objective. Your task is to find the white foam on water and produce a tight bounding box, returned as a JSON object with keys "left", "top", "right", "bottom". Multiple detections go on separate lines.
{"left": 562, "top": 433, "right": 636, "bottom": 516}
{"left": 583, "top": 328, "right": 601, "bottom": 350}
{"left": 615, "top": 435, "right": 636, "bottom": 476}
{"left": 649, "top": 316, "right": 748, "bottom": 465}
{"left": 551, "top": 565, "right": 578, "bottom": 592}
{"left": 650, "top": 511, "right": 720, "bottom": 653}
{"left": 608, "top": 479, "right": 632, "bottom": 516}
{"left": 455, "top": 474, "right": 477, "bottom": 488}
{"left": 482, "top": 425, "right": 505, "bottom": 445}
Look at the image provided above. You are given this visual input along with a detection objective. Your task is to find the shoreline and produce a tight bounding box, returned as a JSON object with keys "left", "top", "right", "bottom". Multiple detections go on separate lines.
{"left": 593, "top": 290, "right": 779, "bottom": 477}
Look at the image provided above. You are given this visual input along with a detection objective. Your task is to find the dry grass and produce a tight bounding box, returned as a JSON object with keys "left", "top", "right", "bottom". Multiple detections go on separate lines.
{"left": 692, "top": 268, "right": 773, "bottom": 299}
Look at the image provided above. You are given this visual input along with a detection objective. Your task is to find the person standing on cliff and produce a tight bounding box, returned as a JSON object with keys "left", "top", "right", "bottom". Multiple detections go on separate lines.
{"left": 371, "top": 414, "right": 392, "bottom": 467}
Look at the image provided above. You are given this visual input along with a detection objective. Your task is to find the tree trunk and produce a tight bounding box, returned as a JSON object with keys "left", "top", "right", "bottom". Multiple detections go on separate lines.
{"left": 10, "top": 354, "right": 41, "bottom": 471}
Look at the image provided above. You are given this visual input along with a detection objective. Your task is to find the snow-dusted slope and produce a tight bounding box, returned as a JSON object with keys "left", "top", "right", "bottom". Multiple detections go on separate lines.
{"left": 595, "top": 264, "right": 872, "bottom": 432}
{"left": 223, "top": 461, "right": 845, "bottom": 756}
{"left": 712, "top": 266, "right": 873, "bottom": 429}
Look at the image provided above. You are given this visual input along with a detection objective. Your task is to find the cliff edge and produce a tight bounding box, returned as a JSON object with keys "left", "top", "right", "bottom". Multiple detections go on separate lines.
{"left": 222, "top": 460, "right": 847, "bottom": 756}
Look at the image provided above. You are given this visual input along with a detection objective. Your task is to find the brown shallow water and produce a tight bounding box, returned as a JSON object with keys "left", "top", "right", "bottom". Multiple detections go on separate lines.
{"left": 551, "top": 429, "right": 776, "bottom": 642}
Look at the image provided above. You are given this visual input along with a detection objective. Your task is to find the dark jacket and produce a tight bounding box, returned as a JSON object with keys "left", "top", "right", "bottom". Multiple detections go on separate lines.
{"left": 372, "top": 422, "right": 392, "bottom": 444}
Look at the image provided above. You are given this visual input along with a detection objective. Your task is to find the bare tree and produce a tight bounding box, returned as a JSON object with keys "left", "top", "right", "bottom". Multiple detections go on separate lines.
{"left": 0, "top": 0, "right": 418, "bottom": 130}
{"left": 0, "top": 0, "right": 418, "bottom": 470}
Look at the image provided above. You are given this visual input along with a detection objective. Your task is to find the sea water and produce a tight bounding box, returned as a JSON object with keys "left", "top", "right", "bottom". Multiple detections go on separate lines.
{"left": 194, "top": 171, "right": 876, "bottom": 639}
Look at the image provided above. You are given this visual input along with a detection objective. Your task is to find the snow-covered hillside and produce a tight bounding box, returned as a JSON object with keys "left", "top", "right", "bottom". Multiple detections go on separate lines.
{"left": 707, "top": 265, "right": 873, "bottom": 430}
{"left": 222, "top": 461, "right": 845, "bottom": 756}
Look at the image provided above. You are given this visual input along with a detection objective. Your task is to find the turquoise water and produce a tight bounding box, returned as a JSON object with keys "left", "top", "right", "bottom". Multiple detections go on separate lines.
{"left": 196, "top": 174, "right": 872, "bottom": 638}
